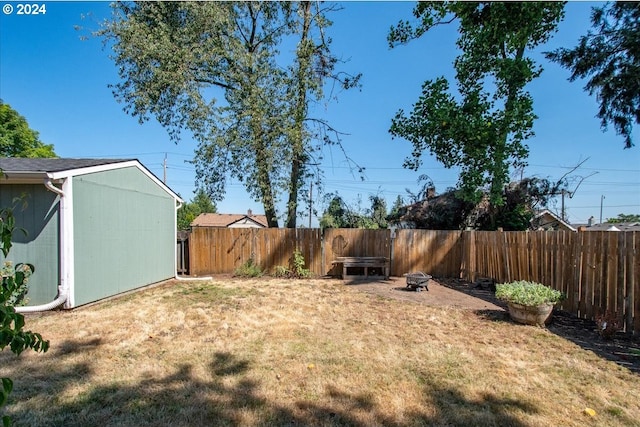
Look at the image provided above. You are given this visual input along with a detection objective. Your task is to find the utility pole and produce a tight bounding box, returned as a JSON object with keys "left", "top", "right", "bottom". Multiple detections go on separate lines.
{"left": 600, "top": 195, "right": 605, "bottom": 224}
{"left": 561, "top": 189, "right": 566, "bottom": 221}
{"left": 163, "top": 153, "right": 167, "bottom": 184}
{"left": 308, "top": 181, "right": 313, "bottom": 228}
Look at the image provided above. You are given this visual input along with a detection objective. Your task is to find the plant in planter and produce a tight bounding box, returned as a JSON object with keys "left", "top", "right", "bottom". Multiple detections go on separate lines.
{"left": 495, "top": 281, "right": 563, "bottom": 327}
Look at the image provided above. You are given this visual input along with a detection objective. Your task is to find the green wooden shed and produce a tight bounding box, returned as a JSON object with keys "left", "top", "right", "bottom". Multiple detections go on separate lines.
{"left": 0, "top": 158, "right": 182, "bottom": 310}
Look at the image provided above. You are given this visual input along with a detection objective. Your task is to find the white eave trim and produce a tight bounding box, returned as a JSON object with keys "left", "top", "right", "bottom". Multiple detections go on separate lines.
{"left": 47, "top": 160, "right": 182, "bottom": 203}
{"left": 0, "top": 171, "right": 54, "bottom": 184}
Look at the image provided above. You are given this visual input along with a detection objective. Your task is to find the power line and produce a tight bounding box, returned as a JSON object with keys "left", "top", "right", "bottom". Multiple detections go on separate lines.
{"left": 565, "top": 204, "right": 640, "bottom": 209}
{"left": 528, "top": 163, "right": 640, "bottom": 173}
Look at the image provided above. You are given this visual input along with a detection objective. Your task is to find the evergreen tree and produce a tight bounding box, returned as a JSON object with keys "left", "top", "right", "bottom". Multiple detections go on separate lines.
{"left": 547, "top": 2, "right": 640, "bottom": 148}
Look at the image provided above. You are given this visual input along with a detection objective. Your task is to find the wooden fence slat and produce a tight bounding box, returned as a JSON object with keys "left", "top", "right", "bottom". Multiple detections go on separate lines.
{"left": 633, "top": 232, "right": 640, "bottom": 335}
{"left": 594, "top": 232, "right": 605, "bottom": 313}
{"left": 607, "top": 232, "right": 618, "bottom": 314}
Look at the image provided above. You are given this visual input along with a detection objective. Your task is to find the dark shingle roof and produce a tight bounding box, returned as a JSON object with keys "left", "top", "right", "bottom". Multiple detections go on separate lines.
{"left": 583, "top": 222, "right": 640, "bottom": 231}
{"left": 0, "top": 158, "right": 133, "bottom": 173}
{"left": 1, "top": 157, "right": 183, "bottom": 202}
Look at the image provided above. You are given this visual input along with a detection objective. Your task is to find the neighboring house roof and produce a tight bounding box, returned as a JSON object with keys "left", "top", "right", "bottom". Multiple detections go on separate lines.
{"left": 580, "top": 222, "right": 640, "bottom": 232}
{"left": 0, "top": 157, "right": 181, "bottom": 202}
{"left": 191, "top": 212, "right": 269, "bottom": 228}
{"left": 530, "top": 209, "right": 577, "bottom": 232}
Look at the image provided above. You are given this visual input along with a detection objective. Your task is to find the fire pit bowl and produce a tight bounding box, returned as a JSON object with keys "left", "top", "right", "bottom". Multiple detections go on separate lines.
{"left": 405, "top": 272, "right": 432, "bottom": 292}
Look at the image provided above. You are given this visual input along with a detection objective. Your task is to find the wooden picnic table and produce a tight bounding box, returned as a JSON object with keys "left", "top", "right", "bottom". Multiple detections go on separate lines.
{"left": 332, "top": 256, "right": 389, "bottom": 280}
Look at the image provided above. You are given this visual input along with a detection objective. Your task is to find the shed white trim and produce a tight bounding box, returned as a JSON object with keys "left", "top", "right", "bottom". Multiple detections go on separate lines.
{"left": 47, "top": 160, "right": 182, "bottom": 203}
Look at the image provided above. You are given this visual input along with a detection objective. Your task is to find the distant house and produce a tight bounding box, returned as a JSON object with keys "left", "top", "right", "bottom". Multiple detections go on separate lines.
{"left": 579, "top": 222, "right": 640, "bottom": 232}
{"left": 191, "top": 210, "right": 268, "bottom": 228}
{"left": 530, "top": 209, "right": 577, "bottom": 232}
{"left": 0, "top": 158, "right": 181, "bottom": 310}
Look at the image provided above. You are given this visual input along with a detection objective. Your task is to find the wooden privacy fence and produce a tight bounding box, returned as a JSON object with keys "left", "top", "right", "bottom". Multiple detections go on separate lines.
{"left": 188, "top": 227, "right": 639, "bottom": 334}
{"left": 189, "top": 228, "right": 323, "bottom": 276}
{"left": 461, "top": 231, "right": 639, "bottom": 334}
{"left": 188, "top": 227, "right": 462, "bottom": 278}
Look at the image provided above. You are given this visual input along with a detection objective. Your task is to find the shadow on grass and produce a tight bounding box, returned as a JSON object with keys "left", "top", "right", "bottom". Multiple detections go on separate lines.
{"left": 342, "top": 278, "right": 393, "bottom": 286}
{"left": 545, "top": 310, "right": 640, "bottom": 375}
{"left": 474, "top": 308, "right": 511, "bottom": 323}
{"left": 293, "top": 382, "right": 534, "bottom": 427}
{"left": 3, "top": 337, "right": 539, "bottom": 426}
{"left": 416, "top": 380, "right": 537, "bottom": 427}
{"left": 437, "top": 278, "right": 640, "bottom": 374}
{"left": 436, "top": 277, "right": 506, "bottom": 309}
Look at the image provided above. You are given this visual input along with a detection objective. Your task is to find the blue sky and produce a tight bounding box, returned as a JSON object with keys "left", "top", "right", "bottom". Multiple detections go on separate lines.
{"left": 1, "top": 1, "right": 638, "bottom": 226}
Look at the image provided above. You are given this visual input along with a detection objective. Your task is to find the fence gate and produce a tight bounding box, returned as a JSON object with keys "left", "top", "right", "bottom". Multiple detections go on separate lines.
{"left": 176, "top": 231, "right": 190, "bottom": 275}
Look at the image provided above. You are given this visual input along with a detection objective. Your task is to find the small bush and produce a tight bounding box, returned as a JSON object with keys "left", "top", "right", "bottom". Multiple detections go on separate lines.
{"left": 495, "top": 281, "right": 563, "bottom": 306}
{"left": 273, "top": 265, "right": 289, "bottom": 278}
{"left": 290, "top": 250, "right": 312, "bottom": 278}
{"left": 272, "top": 251, "right": 312, "bottom": 279}
{"left": 233, "top": 258, "right": 263, "bottom": 278}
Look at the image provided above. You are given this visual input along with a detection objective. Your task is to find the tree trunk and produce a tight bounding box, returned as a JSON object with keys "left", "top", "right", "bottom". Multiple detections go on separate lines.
{"left": 285, "top": 1, "right": 312, "bottom": 228}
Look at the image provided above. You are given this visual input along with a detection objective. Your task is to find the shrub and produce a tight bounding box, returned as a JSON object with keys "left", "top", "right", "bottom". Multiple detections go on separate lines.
{"left": 233, "top": 258, "right": 263, "bottom": 278}
{"left": 272, "top": 250, "right": 312, "bottom": 279}
{"left": 290, "top": 250, "right": 312, "bottom": 278}
{"left": 1, "top": 203, "right": 49, "bottom": 426}
{"left": 273, "top": 265, "right": 289, "bottom": 278}
{"left": 1, "top": 261, "right": 31, "bottom": 306}
{"left": 495, "top": 281, "right": 563, "bottom": 306}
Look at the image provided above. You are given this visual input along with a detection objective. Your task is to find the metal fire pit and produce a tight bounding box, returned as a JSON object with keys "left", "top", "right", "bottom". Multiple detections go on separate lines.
{"left": 405, "top": 272, "right": 432, "bottom": 292}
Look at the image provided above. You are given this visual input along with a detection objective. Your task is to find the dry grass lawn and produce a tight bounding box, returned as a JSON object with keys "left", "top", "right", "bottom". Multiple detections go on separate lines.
{"left": 1, "top": 277, "right": 639, "bottom": 426}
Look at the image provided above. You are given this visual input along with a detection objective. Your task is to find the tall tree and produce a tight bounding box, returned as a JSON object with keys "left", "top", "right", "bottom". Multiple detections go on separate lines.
{"left": 98, "top": 2, "right": 287, "bottom": 227}
{"left": 387, "top": 195, "right": 405, "bottom": 224}
{"left": 319, "top": 194, "right": 348, "bottom": 229}
{"left": 388, "top": 2, "right": 565, "bottom": 212}
{"left": 546, "top": 2, "right": 639, "bottom": 149}
{"left": 176, "top": 188, "right": 217, "bottom": 230}
{"left": 283, "top": 2, "right": 361, "bottom": 228}
{"left": 369, "top": 195, "right": 388, "bottom": 229}
{"left": 319, "top": 193, "right": 385, "bottom": 229}
{"left": 0, "top": 101, "right": 56, "bottom": 158}
{"left": 96, "top": 2, "right": 358, "bottom": 228}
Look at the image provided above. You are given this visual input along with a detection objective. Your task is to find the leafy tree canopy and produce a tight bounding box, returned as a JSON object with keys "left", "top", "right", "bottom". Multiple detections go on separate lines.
{"left": 96, "top": 2, "right": 359, "bottom": 228}
{"left": 606, "top": 213, "right": 640, "bottom": 223}
{"left": 177, "top": 188, "right": 217, "bottom": 231}
{"left": 0, "top": 100, "right": 56, "bottom": 158}
{"left": 392, "top": 177, "right": 566, "bottom": 231}
{"left": 319, "top": 193, "right": 390, "bottom": 229}
{"left": 546, "top": 2, "right": 640, "bottom": 148}
{"left": 389, "top": 2, "right": 565, "bottom": 209}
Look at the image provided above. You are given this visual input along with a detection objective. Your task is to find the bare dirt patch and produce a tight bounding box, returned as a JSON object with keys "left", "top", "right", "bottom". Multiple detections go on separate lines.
{"left": 342, "top": 276, "right": 505, "bottom": 312}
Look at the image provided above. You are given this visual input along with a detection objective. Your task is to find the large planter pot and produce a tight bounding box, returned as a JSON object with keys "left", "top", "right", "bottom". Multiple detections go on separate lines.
{"left": 507, "top": 302, "right": 554, "bottom": 327}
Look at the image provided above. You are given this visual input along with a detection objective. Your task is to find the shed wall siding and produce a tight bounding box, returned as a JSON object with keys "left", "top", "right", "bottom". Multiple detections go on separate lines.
{"left": 72, "top": 167, "right": 175, "bottom": 306}
{"left": 0, "top": 184, "right": 60, "bottom": 305}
